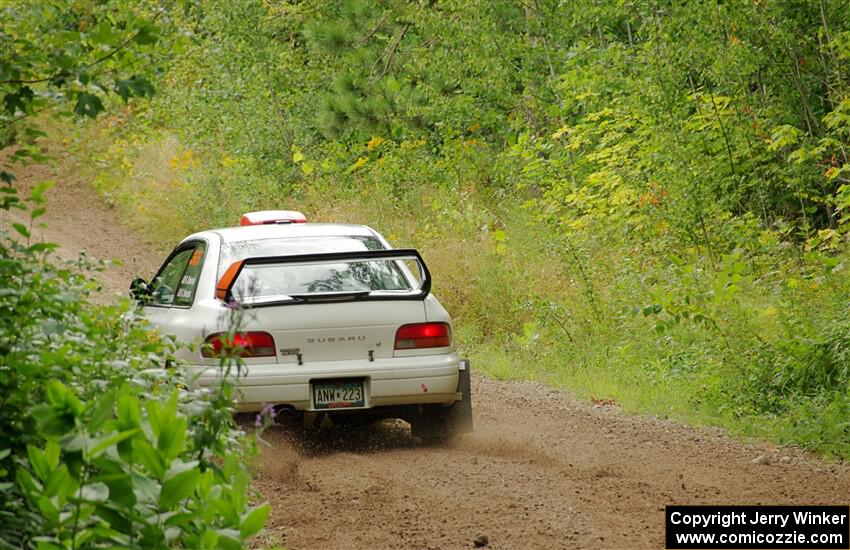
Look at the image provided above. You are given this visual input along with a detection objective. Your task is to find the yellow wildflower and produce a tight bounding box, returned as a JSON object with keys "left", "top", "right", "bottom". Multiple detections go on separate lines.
{"left": 349, "top": 156, "right": 368, "bottom": 172}
{"left": 367, "top": 136, "right": 385, "bottom": 151}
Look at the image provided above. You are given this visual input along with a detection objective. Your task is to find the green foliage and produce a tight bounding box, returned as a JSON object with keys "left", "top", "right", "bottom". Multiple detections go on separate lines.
{"left": 17, "top": 381, "right": 268, "bottom": 549}
{"left": 0, "top": 0, "right": 160, "bottom": 159}
{"left": 1, "top": 2, "right": 268, "bottom": 546}
{"left": 1, "top": 185, "right": 268, "bottom": 548}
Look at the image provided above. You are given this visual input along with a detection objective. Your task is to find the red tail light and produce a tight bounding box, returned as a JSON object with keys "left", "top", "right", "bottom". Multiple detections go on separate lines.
{"left": 202, "top": 331, "right": 276, "bottom": 358}
{"left": 394, "top": 323, "right": 452, "bottom": 350}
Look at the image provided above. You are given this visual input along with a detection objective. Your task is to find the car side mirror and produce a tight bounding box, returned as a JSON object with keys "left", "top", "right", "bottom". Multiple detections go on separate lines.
{"left": 130, "top": 277, "right": 151, "bottom": 304}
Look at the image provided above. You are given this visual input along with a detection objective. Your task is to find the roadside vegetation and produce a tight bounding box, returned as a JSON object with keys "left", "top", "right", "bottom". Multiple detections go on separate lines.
{"left": 1, "top": 3, "right": 268, "bottom": 548}
{"left": 3, "top": 9, "right": 850, "bottom": 549}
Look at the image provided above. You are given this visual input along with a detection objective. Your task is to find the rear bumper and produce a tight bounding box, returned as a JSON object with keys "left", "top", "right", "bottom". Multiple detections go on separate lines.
{"left": 187, "top": 353, "right": 462, "bottom": 412}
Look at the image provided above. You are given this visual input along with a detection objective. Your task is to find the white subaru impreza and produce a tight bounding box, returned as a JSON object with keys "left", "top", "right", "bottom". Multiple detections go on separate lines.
{"left": 131, "top": 210, "right": 472, "bottom": 438}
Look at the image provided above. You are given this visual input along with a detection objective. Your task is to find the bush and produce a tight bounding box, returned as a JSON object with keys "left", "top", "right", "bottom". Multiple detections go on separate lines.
{"left": 0, "top": 186, "right": 267, "bottom": 549}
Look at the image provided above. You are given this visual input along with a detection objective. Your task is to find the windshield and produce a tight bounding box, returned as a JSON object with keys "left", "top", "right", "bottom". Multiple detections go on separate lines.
{"left": 219, "top": 236, "right": 414, "bottom": 301}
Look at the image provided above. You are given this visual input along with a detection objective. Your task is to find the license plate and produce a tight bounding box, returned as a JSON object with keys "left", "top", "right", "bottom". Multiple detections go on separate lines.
{"left": 312, "top": 379, "right": 365, "bottom": 409}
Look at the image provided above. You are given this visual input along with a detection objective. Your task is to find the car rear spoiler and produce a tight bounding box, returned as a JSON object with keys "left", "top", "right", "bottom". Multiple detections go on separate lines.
{"left": 215, "top": 248, "right": 431, "bottom": 304}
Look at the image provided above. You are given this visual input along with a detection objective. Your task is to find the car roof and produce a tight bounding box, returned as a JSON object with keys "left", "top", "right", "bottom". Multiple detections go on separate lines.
{"left": 183, "top": 223, "right": 380, "bottom": 245}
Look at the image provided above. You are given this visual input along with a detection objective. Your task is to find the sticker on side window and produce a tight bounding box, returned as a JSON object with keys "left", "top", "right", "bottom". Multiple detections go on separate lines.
{"left": 188, "top": 248, "right": 204, "bottom": 266}
{"left": 176, "top": 287, "right": 193, "bottom": 300}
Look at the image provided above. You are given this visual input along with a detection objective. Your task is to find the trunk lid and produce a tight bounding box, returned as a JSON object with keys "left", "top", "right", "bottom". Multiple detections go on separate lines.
{"left": 241, "top": 301, "right": 427, "bottom": 363}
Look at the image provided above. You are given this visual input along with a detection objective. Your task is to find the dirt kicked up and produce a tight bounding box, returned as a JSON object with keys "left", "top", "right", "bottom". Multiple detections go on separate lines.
{"left": 251, "top": 374, "right": 849, "bottom": 549}
{"left": 11, "top": 163, "right": 850, "bottom": 550}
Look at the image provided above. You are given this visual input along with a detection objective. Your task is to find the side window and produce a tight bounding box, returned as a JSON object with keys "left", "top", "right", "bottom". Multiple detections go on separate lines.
{"left": 150, "top": 242, "right": 206, "bottom": 307}
{"left": 174, "top": 243, "right": 206, "bottom": 306}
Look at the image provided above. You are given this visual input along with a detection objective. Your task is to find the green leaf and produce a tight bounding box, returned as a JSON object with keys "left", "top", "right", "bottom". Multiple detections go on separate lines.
{"left": 59, "top": 433, "right": 88, "bottom": 452}
{"left": 52, "top": 52, "right": 75, "bottom": 71}
{"left": 16, "top": 468, "right": 40, "bottom": 494}
{"left": 100, "top": 472, "right": 135, "bottom": 508}
{"left": 240, "top": 504, "right": 270, "bottom": 538}
{"left": 43, "top": 464, "right": 77, "bottom": 499}
{"left": 159, "top": 467, "right": 199, "bottom": 509}
{"left": 148, "top": 392, "right": 187, "bottom": 460}
{"left": 74, "top": 92, "right": 104, "bottom": 118}
{"left": 132, "top": 439, "right": 165, "bottom": 479}
{"left": 72, "top": 527, "right": 94, "bottom": 549}
{"left": 36, "top": 495, "right": 58, "bottom": 523}
{"left": 86, "top": 429, "right": 140, "bottom": 460}
{"left": 12, "top": 223, "right": 30, "bottom": 238}
{"left": 27, "top": 445, "right": 50, "bottom": 482}
{"left": 35, "top": 539, "right": 62, "bottom": 550}
{"left": 114, "top": 76, "right": 155, "bottom": 102}
{"left": 3, "top": 87, "right": 34, "bottom": 115}
{"left": 134, "top": 22, "right": 160, "bottom": 45}
{"left": 131, "top": 470, "right": 160, "bottom": 504}
{"left": 92, "top": 503, "right": 132, "bottom": 533}
{"left": 30, "top": 180, "right": 54, "bottom": 203}
{"left": 45, "top": 380, "right": 68, "bottom": 406}
{"left": 89, "top": 21, "right": 123, "bottom": 46}
{"left": 164, "top": 460, "right": 199, "bottom": 479}
{"left": 27, "top": 243, "right": 59, "bottom": 253}
{"left": 44, "top": 441, "right": 60, "bottom": 469}
{"left": 202, "top": 530, "right": 219, "bottom": 548}
{"left": 215, "top": 529, "right": 243, "bottom": 550}
{"left": 642, "top": 304, "right": 662, "bottom": 316}
{"left": 87, "top": 391, "right": 116, "bottom": 432}
{"left": 157, "top": 416, "right": 186, "bottom": 460}
{"left": 116, "top": 390, "right": 142, "bottom": 430}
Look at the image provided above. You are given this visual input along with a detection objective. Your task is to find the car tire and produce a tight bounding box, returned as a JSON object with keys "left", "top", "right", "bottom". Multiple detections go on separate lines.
{"left": 275, "top": 409, "right": 306, "bottom": 432}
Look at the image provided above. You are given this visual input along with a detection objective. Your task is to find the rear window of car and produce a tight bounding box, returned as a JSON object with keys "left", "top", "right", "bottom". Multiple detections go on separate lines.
{"left": 219, "top": 235, "right": 413, "bottom": 299}
{"left": 219, "top": 235, "right": 385, "bottom": 271}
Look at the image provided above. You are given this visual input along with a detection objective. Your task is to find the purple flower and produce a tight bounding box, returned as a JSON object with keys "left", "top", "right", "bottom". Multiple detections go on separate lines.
{"left": 254, "top": 403, "right": 277, "bottom": 427}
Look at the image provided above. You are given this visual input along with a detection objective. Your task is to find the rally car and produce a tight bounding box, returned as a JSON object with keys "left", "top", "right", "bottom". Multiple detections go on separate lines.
{"left": 130, "top": 210, "right": 472, "bottom": 438}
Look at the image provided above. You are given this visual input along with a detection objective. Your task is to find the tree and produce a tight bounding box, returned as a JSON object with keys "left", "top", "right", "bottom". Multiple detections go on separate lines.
{"left": 1, "top": 0, "right": 159, "bottom": 184}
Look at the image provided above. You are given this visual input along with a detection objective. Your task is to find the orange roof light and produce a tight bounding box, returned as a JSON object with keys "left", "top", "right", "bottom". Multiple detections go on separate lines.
{"left": 240, "top": 210, "right": 307, "bottom": 226}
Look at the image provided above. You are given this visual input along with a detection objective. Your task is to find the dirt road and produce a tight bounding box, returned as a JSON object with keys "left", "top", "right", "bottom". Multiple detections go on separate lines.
{"left": 8, "top": 164, "right": 850, "bottom": 549}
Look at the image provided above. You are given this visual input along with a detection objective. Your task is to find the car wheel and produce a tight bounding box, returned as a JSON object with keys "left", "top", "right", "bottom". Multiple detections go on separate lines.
{"left": 275, "top": 409, "right": 306, "bottom": 432}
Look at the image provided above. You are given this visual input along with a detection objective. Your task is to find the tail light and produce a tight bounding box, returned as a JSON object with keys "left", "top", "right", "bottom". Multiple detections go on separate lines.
{"left": 394, "top": 322, "right": 452, "bottom": 350}
{"left": 202, "top": 331, "right": 276, "bottom": 358}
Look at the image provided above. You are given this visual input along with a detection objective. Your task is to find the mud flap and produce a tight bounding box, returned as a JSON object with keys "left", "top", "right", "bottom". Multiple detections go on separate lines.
{"left": 444, "top": 359, "right": 474, "bottom": 435}
{"left": 408, "top": 359, "right": 473, "bottom": 440}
